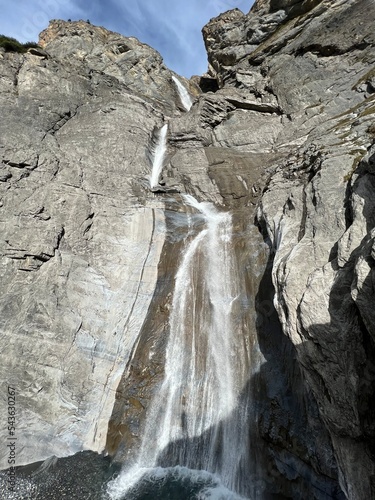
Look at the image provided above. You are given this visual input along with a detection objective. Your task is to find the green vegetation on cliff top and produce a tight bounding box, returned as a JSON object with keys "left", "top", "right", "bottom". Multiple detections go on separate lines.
{"left": 0, "top": 34, "right": 39, "bottom": 53}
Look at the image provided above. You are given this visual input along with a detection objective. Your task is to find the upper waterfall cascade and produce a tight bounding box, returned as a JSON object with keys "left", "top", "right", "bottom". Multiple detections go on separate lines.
{"left": 172, "top": 75, "right": 193, "bottom": 111}
{"left": 107, "top": 194, "right": 251, "bottom": 499}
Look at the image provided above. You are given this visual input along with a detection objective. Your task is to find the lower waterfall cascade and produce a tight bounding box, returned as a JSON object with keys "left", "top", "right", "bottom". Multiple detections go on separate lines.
{"left": 107, "top": 195, "right": 252, "bottom": 499}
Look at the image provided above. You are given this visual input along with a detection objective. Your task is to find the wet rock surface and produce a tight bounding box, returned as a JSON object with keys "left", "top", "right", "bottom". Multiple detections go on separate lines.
{"left": 0, "top": 0, "right": 375, "bottom": 498}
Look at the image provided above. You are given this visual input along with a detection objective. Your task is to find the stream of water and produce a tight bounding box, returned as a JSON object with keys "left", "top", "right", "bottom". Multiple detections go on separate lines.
{"left": 107, "top": 195, "right": 251, "bottom": 499}
{"left": 172, "top": 76, "right": 193, "bottom": 111}
{"left": 150, "top": 123, "right": 168, "bottom": 189}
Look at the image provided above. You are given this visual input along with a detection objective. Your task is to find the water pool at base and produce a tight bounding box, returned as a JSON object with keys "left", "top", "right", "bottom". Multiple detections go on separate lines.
{"left": 0, "top": 455, "right": 248, "bottom": 499}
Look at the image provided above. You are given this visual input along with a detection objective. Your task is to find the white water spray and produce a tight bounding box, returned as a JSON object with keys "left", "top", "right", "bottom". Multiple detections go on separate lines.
{"left": 107, "top": 195, "right": 250, "bottom": 499}
{"left": 172, "top": 75, "right": 193, "bottom": 111}
{"left": 150, "top": 123, "right": 168, "bottom": 189}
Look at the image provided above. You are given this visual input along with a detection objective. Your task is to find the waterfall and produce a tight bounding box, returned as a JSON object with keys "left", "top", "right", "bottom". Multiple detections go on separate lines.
{"left": 172, "top": 75, "right": 193, "bottom": 111}
{"left": 150, "top": 123, "right": 168, "bottom": 189}
{"left": 107, "top": 195, "right": 250, "bottom": 499}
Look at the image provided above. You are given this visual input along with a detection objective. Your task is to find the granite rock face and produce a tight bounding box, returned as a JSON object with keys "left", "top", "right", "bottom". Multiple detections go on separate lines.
{"left": 0, "top": 1, "right": 375, "bottom": 498}
{"left": 0, "top": 19, "right": 184, "bottom": 467}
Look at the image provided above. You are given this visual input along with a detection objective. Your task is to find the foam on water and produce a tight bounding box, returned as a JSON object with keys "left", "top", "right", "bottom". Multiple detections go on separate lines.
{"left": 107, "top": 465, "right": 247, "bottom": 500}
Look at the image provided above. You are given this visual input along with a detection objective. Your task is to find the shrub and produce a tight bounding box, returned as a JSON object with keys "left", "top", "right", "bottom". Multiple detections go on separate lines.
{"left": 0, "top": 34, "right": 40, "bottom": 53}
{"left": 23, "top": 41, "right": 40, "bottom": 50}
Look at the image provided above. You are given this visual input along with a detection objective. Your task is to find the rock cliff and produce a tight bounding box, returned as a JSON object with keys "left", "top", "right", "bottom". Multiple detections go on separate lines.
{"left": 0, "top": 0, "right": 374, "bottom": 498}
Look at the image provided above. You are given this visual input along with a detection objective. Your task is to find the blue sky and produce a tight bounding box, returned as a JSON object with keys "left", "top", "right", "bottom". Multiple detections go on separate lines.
{"left": 0, "top": 0, "right": 253, "bottom": 77}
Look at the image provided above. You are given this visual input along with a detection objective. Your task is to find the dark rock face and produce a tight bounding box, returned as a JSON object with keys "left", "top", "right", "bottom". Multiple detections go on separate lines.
{"left": 0, "top": 1, "right": 375, "bottom": 498}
